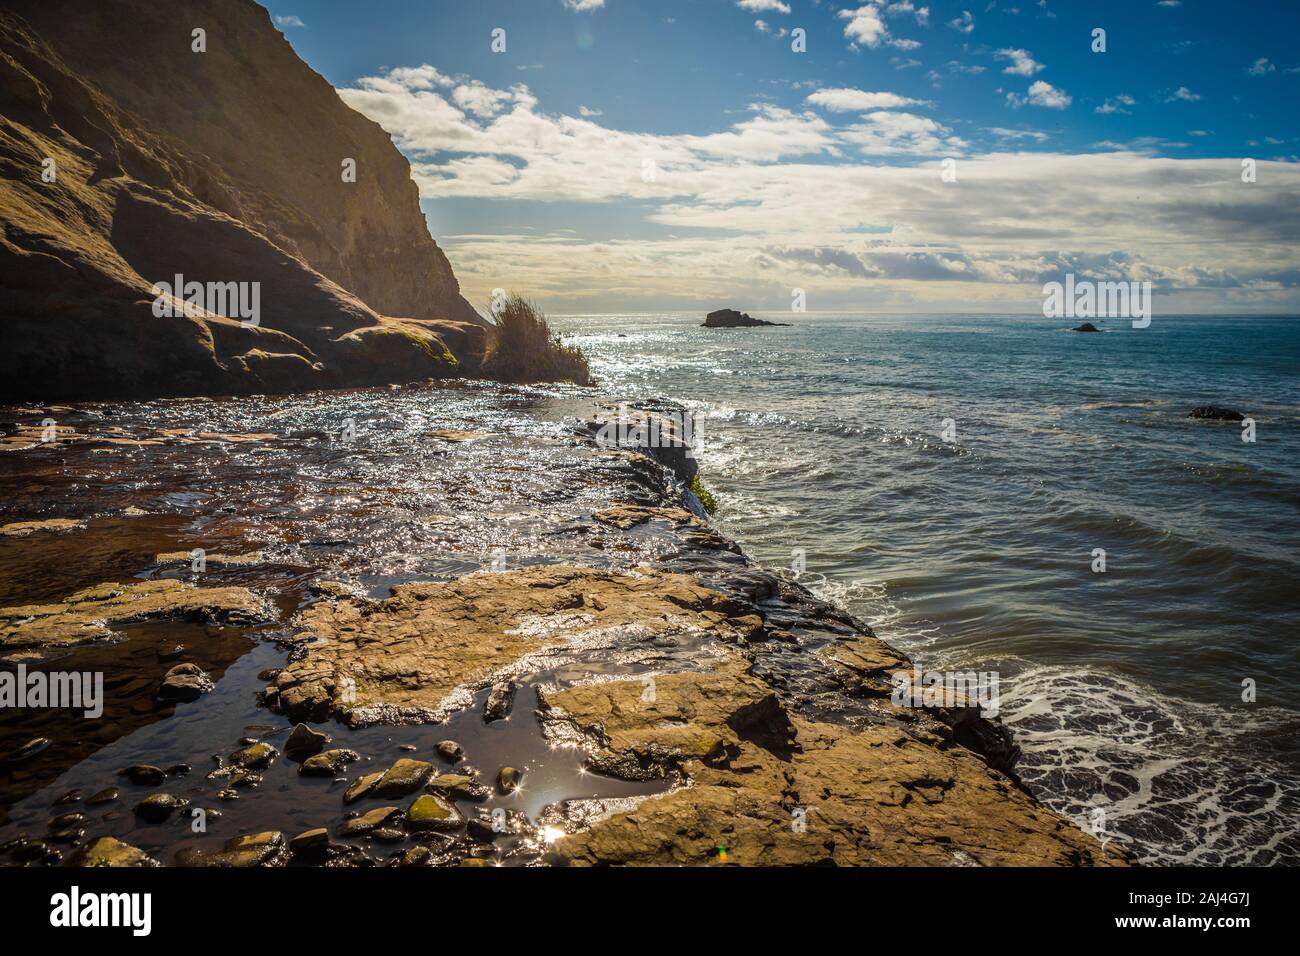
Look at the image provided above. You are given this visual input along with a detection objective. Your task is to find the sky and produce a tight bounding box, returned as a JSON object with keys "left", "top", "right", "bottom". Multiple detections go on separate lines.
{"left": 264, "top": 0, "right": 1300, "bottom": 315}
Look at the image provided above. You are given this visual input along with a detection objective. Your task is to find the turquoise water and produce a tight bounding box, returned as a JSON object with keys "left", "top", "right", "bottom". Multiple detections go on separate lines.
{"left": 562, "top": 312, "right": 1300, "bottom": 864}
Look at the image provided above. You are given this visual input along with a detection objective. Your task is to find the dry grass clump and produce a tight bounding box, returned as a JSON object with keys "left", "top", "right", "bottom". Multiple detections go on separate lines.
{"left": 481, "top": 294, "right": 591, "bottom": 386}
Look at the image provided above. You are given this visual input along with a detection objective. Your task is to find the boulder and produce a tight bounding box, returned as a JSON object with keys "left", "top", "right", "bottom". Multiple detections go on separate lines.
{"left": 1188, "top": 405, "right": 1245, "bottom": 421}
{"left": 157, "top": 662, "right": 213, "bottom": 702}
{"left": 283, "top": 723, "right": 331, "bottom": 762}
{"left": 64, "top": 836, "right": 159, "bottom": 868}
{"left": 370, "top": 758, "right": 434, "bottom": 797}
{"left": 300, "top": 748, "right": 360, "bottom": 776}
{"left": 405, "top": 794, "right": 464, "bottom": 832}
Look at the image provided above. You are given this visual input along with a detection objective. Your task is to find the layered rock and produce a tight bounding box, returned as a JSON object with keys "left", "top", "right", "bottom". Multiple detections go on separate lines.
{"left": 0, "top": 3, "right": 485, "bottom": 400}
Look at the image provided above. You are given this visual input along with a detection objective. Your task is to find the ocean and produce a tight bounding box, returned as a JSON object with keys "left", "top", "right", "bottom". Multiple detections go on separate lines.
{"left": 562, "top": 311, "right": 1300, "bottom": 864}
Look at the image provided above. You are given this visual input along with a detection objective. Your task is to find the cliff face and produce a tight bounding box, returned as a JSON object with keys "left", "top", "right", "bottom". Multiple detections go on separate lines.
{"left": 0, "top": 1, "right": 485, "bottom": 401}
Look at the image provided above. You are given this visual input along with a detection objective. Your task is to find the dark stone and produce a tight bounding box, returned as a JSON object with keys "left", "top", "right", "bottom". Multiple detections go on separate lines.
{"left": 5, "top": 737, "right": 51, "bottom": 763}
{"left": 483, "top": 681, "right": 515, "bottom": 722}
{"left": 1071, "top": 322, "right": 1101, "bottom": 332}
{"left": 701, "top": 308, "right": 789, "bottom": 328}
{"left": 119, "top": 764, "right": 166, "bottom": 786}
{"left": 1188, "top": 405, "right": 1245, "bottom": 421}
{"left": 284, "top": 723, "right": 330, "bottom": 762}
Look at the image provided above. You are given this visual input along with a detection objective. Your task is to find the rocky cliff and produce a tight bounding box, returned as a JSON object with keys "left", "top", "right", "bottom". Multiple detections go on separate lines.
{"left": 0, "top": 1, "right": 485, "bottom": 401}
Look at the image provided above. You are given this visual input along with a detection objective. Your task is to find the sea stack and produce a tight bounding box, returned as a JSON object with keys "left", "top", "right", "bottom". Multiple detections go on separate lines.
{"left": 701, "top": 308, "right": 789, "bottom": 328}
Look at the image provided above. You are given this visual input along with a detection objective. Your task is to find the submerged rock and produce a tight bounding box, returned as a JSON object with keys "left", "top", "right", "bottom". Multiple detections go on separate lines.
{"left": 1188, "top": 405, "right": 1245, "bottom": 421}
{"left": 119, "top": 764, "right": 166, "bottom": 786}
{"left": 4, "top": 737, "right": 51, "bottom": 763}
{"left": 1071, "top": 322, "right": 1101, "bottom": 332}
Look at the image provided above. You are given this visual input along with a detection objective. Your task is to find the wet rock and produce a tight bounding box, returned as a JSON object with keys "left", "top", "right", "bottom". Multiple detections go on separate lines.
{"left": 344, "top": 771, "right": 385, "bottom": 804}
{"left": 134, "top": 792, "right": 188, "bottom": 823}
{"left": 217, "top": 789, "right": 239, "bottom": 801}
{"left": 284, "top": 723, "right": 331, "bottom": 762}
{"left": 340, "top": 806, "right": 402, "bottom": 836}
{"left": 435, "top": 740, "right": 463, "bottom": 763}
{"left": 167, "top": 763, "right": 192, "bottom": 776}
{"left": 1071, "top": 322, "right": 1101, "bottom": 332}
{"left": 64, "top": 836, "right": 159, "bottom": 868}
{"left": 371, "top": 758, "right": 434, "bottom": 797}
{"left": 466, "top": 818, "right": 498, "bottom": 843}
{"left": 483, "top": 681, "right": 515, "bottom": 722}
{"left": 371, "top": 827, "right": 407, "bottom": 843}
{"left": 540, "top": 651, "right": 1127, "bottom": 867}
{"left": 1188, "top": 405, "right": 1245, "bottom": 421}
{"left": 289, "top": 828, "right": 331, "bottom": 857}
{"left": 4, "top": 737, "right": 51, "bottom": 763}
{"left": 54, "top": 789, "right": 82, "bottom": 805}
{"left": 185, "top": 831, "right": 287, "bottom": 867}
{"left": 428, "top": 773, "right": 488, "bottom": 801}
{"left": 1, "top": 580, "right": 276, "bottom": 661}
{"left": 496, "top": 767, "right": 523, "bottom": 795}
{"left": 230, "top": 742, "right": 277, "bottom": 769}
{"left": 154, "top": 550, "right": 264, "bottom": 568}
{"left": 158, "top": 644, "right": 187, "bottom": 662}
{"left": 405, "top": 794, "right": 464, "bottom": 832}
{"left": 300, "top": 748, "right": 360, "bottom": 776}
{"left": 157, "top": 662, "right": 213, "bottom": 702}
{"left": 86, "top": 787, "right": 119, "bottom": 805}
{"left": 48, "top": 812, "right": 86, "bottom": 831}
{"left": 272, "top": 565, "right": 746, "bottom": 724}
{"left": 119, "top": 764, "right": 166, "bottom": 786}
{"left": 0, "top": 518, "right": 86, "bottom": 537}
{"left": 399, "top": 845, "right": 432, "bottom": 866}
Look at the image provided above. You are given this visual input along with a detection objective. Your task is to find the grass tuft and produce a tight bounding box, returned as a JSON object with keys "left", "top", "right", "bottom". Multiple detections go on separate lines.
{"left": 482, "top": 294, "right": 592, "bottom": 386}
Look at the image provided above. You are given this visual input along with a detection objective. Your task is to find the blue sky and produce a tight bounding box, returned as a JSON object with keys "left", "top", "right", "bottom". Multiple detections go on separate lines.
{"left": 265, "top": 1, "right": 1300, "bottom": 313}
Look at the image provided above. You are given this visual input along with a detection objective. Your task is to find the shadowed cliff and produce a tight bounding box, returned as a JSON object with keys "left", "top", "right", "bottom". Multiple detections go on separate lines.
{"left": 0, "top": 1, "right": 487, "bottom": 400}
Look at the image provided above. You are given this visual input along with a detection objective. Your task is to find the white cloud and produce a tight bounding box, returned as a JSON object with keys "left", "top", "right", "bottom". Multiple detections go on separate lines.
{"left": 737, "top": 0, "right": 791, "bottom": 12}
{"left": 1247, "top": 58, "right": 1276, "bottom": 76}
{"left": 1007, "top": 80, "right": 1071, "bottom": 109}
{"left": 1095, "top": 93, "right": 1135, "bottom": 115}
{"left": 996, "top": 48, "right": 1044, "bottom": 76}
{"left": 807, "top": 88, "right": 928, "bottom": 111}
{"left": 838, "top": 5, "right": 890, "bottom": 47}
{"left": 948, "top": 11, "right": 975, "bottom": 32}
{"left": 578, "top": 105, "right": 603, "bottom": 117}
{"left": 336, "top": 65, "right": 1300, "bottom": 312}
{"left": 561, "top": 0, "right": 605, "bottom": 11}
{"left": 1165, "top": 86, "right": 1201, "bottom": 102}
{"left": 274, "top": 15, "right": 305, "bottom": 28}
